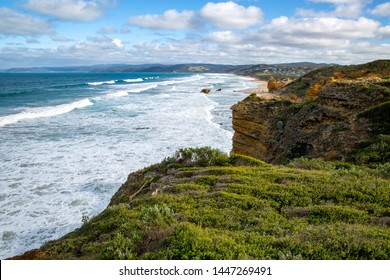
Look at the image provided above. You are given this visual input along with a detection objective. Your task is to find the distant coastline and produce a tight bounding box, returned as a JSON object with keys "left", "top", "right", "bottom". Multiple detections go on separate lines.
{"left": 3, "top": 62, "right": 329, "bottom": 76}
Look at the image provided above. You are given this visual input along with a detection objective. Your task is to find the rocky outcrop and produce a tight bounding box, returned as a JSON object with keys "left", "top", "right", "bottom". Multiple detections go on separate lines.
{"left": 232, "top": 96, "right": 292, "bottom": 162}
{"left": 232, "top": 61, "right": 390, "bottom": 164}
{"left": 280, "top": 59, "right": 390, "bottom": 99}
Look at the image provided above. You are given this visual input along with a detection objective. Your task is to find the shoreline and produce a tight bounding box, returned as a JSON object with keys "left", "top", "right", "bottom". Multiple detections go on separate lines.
{"left": 242, "top": 78, "right": 278, "bottom": 98}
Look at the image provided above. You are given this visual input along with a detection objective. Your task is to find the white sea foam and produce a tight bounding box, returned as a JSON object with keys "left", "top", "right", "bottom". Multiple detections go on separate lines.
{"left": 123, "top": 78, "right": 143, "bottom": 83}
{"left": 0, "top": 98, "right": 93, "bottom": 127}
{"left": 105, "top": 75, "right": 205, "bottom": 98}
{"left": 106, "top": 84, "right": 158, "bottom": 98}
{"left": 106, "top": 90, "right": 130, "bottom": 98}
{"left": 0, "top": 73, "right": 258, "bottom": 259}
{"left": 128, "top": 84, "right": 158, "bottom": 93}
{"left": 87, "top": 80, "right": 116, "bottom": 86}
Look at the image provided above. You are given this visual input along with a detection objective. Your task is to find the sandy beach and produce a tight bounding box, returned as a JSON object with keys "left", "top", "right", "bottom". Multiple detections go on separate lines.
{"left": 244, "top": 79, "right": 278, "bottom": 98}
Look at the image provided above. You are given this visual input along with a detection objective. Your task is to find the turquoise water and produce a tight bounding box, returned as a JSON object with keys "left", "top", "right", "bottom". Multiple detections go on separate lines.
{"left": 0, "top": 72, "right": 257, "bottom": 258}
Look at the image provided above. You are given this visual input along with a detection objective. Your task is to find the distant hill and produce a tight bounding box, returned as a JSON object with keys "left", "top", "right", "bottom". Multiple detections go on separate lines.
{"left": 5, "top": 63, "right": 246, "bottom": 73}
{"left": 235, "top": 62, "right": 331, "bottom": 80}
{"left": 5, "top": 62, "right": 329, "bottom": 77}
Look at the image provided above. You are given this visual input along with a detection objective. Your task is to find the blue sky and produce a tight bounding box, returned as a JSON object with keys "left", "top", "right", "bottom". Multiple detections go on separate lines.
{"left": 0, "top": 0, "right": 389, "bottom": 68}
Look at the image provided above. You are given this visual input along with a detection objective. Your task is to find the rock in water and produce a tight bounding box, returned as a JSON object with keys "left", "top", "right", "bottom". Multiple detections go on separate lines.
{"left": 201, "top": 88, "right": 211, "bottom": 94}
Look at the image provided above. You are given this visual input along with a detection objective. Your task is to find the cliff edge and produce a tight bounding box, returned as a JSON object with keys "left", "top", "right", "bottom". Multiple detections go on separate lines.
{"left": 10, "top": 148, "right": 390, "bottom": 260}
{"left": 232, "top": 60, "right": 390, "bottom": 164}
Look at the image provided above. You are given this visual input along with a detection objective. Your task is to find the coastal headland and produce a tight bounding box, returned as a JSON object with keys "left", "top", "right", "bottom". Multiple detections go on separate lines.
{"left": 10, "top": 60, "right": 390, "bottom": 260}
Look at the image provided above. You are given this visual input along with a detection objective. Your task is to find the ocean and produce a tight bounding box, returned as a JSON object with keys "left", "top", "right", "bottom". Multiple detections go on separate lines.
{"left": 0, "top": 72, "right": 257, "bottom": 259}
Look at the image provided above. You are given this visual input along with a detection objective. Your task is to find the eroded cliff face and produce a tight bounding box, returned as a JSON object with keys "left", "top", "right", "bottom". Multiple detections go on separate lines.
{"left": 231, "top": 97, "right": 291, "bottom": 162}
{"left": 232, "top": 80, "right": 390, "bottom": 164}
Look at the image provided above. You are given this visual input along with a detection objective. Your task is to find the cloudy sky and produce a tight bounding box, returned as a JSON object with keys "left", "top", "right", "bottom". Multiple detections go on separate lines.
{"left": 0, "top": 0, "right": 389, "bottom": 68}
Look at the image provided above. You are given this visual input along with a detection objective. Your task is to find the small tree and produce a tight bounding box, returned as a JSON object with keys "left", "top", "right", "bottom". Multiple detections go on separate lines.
{"left": 268, "top": 77, "right": 278, "bottom": 92}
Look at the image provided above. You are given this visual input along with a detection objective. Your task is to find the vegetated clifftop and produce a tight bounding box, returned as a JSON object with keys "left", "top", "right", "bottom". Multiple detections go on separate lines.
{"left": 232, "top": 60, "right": 390, "bottom": 164}
{"left": 10, "top": 148, "right": 390, "bottom": 260}
{"left": 235, "top": 62, "right": 330, "bottom": 80}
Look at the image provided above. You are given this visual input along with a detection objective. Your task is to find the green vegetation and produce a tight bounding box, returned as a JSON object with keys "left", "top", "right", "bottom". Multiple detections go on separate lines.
{"left": 21, "top": 147, "right": 389, "bottom": 260}
{"left": 349, "top": 135, "right": 390, "bottom": 165}
{"left": 281, "top": 59, "right": 390, "bottom": 98}
{"left": 350, "top": 101, "right": 390, "bottom": 165}
{"left": 358, "top": 102, "right": 390, "bottom": 135}
{"left": 188, "top": 66, "right": 209, "bottom": 72}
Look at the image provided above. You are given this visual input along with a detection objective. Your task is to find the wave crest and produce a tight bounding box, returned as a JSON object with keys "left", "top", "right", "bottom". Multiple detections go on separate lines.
{"left": 123, "top": 78, "right": 143, "bottom": 83}
{"left": 0, "top": 98, "right": 93, "bottom": 127}
{"left": 86, "top": 80, "right": 116, "bottom": 86}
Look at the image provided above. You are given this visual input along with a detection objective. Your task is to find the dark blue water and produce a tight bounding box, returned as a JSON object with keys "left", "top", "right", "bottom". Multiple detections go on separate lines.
{"left": 0, "top": 72, "right": 187, "bottom": 116}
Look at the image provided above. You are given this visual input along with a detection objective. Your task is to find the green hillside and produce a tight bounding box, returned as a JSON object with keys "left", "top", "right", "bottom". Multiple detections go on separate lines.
{"left": 13, "top": 148, "right": 390, "bottom": 260}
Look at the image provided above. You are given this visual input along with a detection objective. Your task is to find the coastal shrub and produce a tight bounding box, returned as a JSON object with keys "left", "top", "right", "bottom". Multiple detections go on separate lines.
{"left": 162, "top": 223, "right": 243, "bottom": 260}
{"left": 308, "top": 205, "right": 368, "bottom": 224}
{"left": 229, "top": 153, "right": 270, "bottom": 167}
{"left": 289, "top": 81, "right": 308, "bottom": 96}
{"left": 369, "top": 162, "right": 390, "bottom": 179}
{"left": 195, "top": 175, "right": 219, "bottom": 186}
{"left": 171, "top": 147, "right": 230, "bottom": 167}
{"left": 288, "top": 157, "right": 331, "bottom": 170}
{"left": 349, "top": 135, "right": 390, "bottom": 164}
{"left": 358, "top": 101, "right": 390, "bottom": 135}
{"left": 21, "top": 152, "right": 390, "bottom": 260}
{"left": 81, "top": 214, "right": 90, "bottom": 224}
{"left": 101, "top": 232, "right": 136, "bottom": 260}
{"left": 141, "top": 204, "right": 175, "bottom": 225}
{"left": 287, "top": 157, "right": 353, "bottom": 171}
{"left": 268, "top": 77, "right": 278, "bottom": 92}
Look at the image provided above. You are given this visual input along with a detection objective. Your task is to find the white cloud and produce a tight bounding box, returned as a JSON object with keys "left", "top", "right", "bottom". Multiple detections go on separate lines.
{"left": 128, "top": 1, "right": 263, "bottom": 30}
{"left": 128, "top": 10, "right": 196, "bottom": 30}
{"left": 120, "top": 26, "right": 132, "bottom": 34}
{"left": 2, "top": 32, "right": 389, "bottom": 68}
{"left": 0, "top": 7, "right": 54, "bottom": 35}
{"left": 26, "top": 38, "right": 40, "bottom": 44}
{"left": 296, "top": 0, "right": 370, "bottom": 18}
{"left": 111, "top": 38, "right": 124, "bottom": 48}
{"left": 23, "top": 0, "right": 108, "bottom": 22}
{"left": 379, "top": 25, "right": 390, "bottom": 37}
{"left": 0, "top": 36, "right": 129, "bottom": 67}
{"left": 71, "top": 36, "right": 125, "bottom": 52}
{"left": 250, "top": 16, "right": 380, "bottom": 49}
{"left": 50, "top": 34, "right": 73, "bottom": 42}
{"left": 99, "top": 25, "right": 119, "bottom": 34}
{"left": 205, "top": 31, "right": 243, "bottom": 44}
{"left": 370, "top": 2, "right": 390, "bottom": 17}
{"left": 200, "top": 1, "right": 263, "bottom": 29}
{"left": 1, "top": 1, "right": 389, "bottom": 69}
{"left": 126, "top": 36, "right": 389, "bottom": 65}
